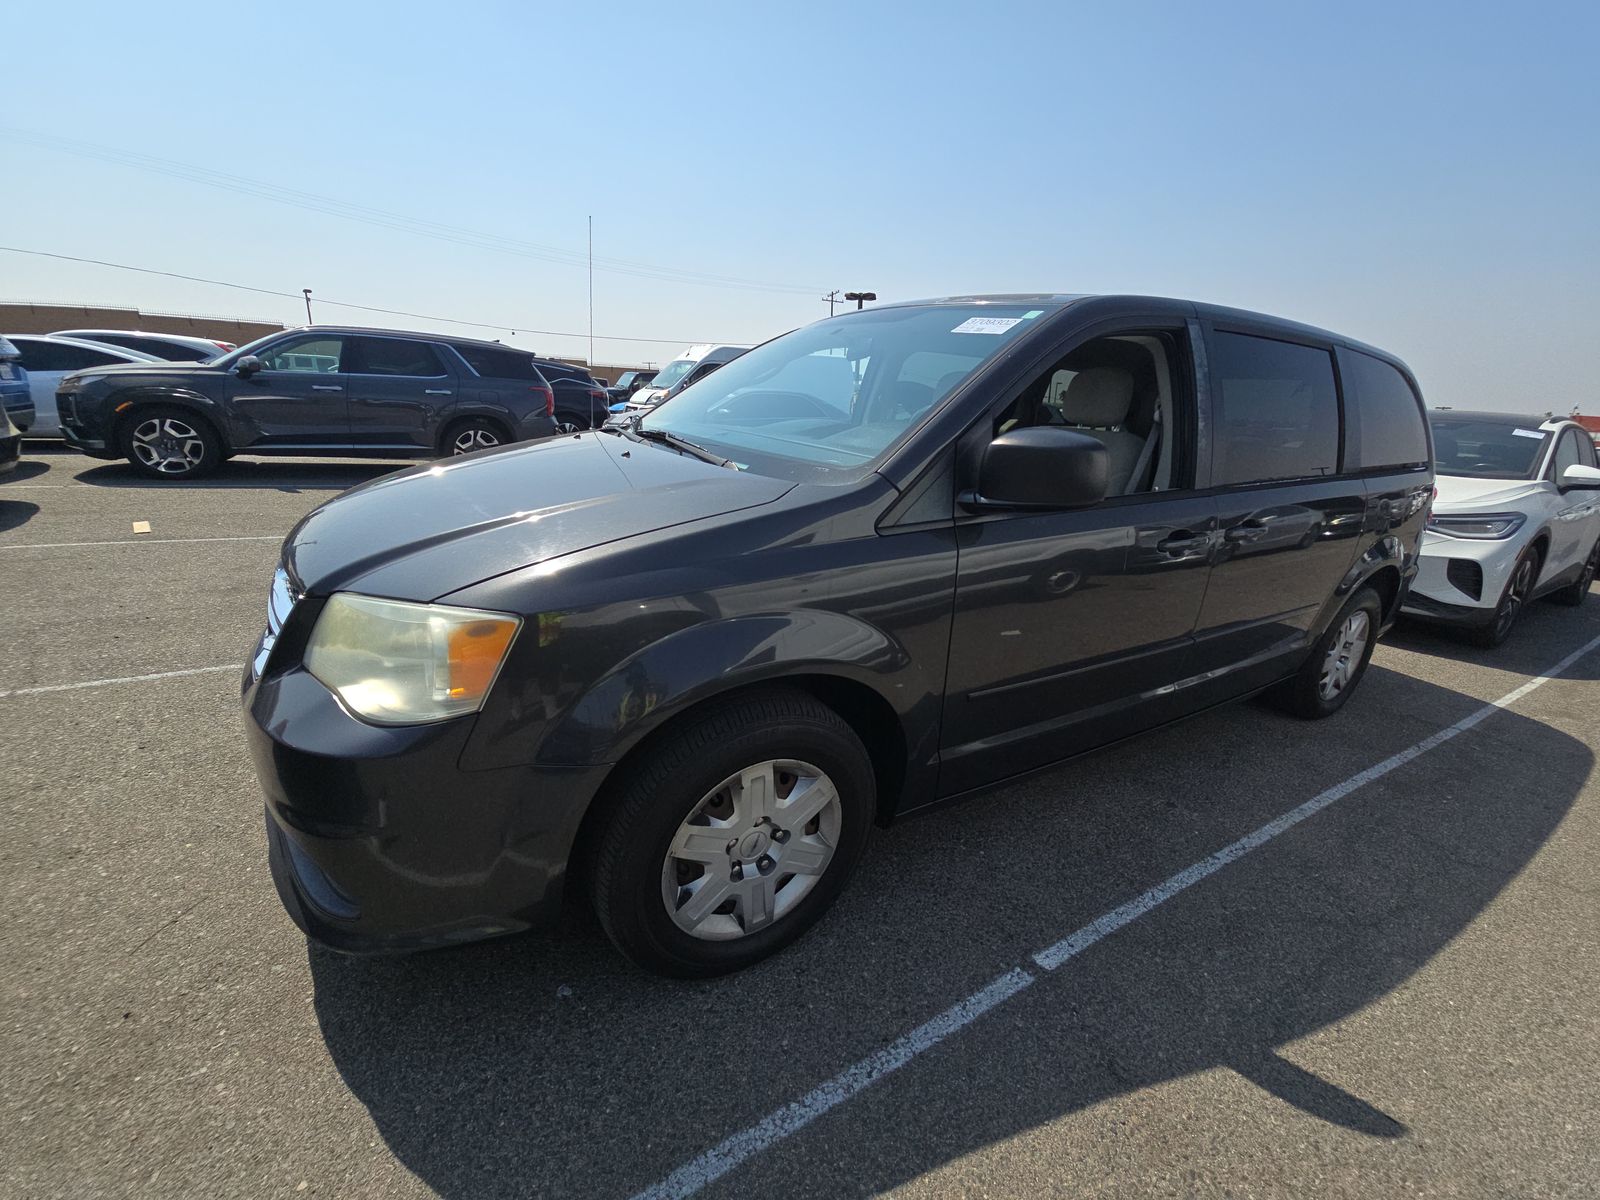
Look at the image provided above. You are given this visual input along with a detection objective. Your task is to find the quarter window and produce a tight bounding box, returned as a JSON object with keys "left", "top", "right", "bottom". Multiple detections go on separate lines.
{"left": 259, "top": 337, "right": 345, "bottom": 374}
{"left": 1341, "top": 350, "right": 1428, "bottom": 470}
{"left": 349, "top": 337, "right": 446, "bottom": 377}
{"left": 1211, "top": 331, "right": 1339, "bottom": 485}
{"left": 1550, "top": 428, "right": 1586, "bottom": 483}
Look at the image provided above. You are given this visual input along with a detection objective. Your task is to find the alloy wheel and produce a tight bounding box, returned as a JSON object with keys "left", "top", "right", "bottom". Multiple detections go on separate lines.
{"left": 1317, "top": 609, "right": 1371, "bottom": 701}
{"left": 661, "top": 759, "right": 842, "bottom": 941}
{"left": 1493, "top": 557, "right": 1535, "bottom": 639}
{"left": 554, "top": 419, "right": 583, "bottom": 435}
{"left": 451, "top": 427, "right": 501, "bottom": 455}
{"left": 130, "top": 416, "right": 206, "bottom": 475}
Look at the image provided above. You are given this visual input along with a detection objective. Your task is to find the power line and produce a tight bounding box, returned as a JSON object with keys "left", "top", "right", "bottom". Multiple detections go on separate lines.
{"left": 0, "top": 127, "right": 826, "bottom": 298}
{"left": 0, "top": 246, "right": 741, "bottom": 347}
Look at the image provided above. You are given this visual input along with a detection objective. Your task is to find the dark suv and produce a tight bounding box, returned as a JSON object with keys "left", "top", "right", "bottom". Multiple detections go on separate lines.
{"left": 57, "top": 327, "right": 560, "bottom": 479}
{"left": 244, "top": 294, "right": 1432, "bottom": 977}
{"left": 529, "top": 357, "right": 611, "bottom": 432}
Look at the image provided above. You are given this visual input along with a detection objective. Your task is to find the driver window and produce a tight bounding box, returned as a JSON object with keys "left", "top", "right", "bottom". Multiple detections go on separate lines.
{"left": 259, "top": 337, "right": 344, "bottom": 374}
{"left": 993, "top": 331, "right": 1186, "bottom": 496}
{"left": 1550, "top": 428, "right": 1584, "bottom": 483}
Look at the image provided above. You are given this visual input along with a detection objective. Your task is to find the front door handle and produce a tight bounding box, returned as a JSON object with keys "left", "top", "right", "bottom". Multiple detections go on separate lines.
{"left": 1156, "top": 530, "right": 1211, "bottom": 554}
{"left": 311, "top": 384, "right": 343, "bottom": 392}
{"left": 424, "top": 389, "right": 452, "bottom": 396}
{"left": 1224, "top": 520, "right": 1269, "bottom": 543}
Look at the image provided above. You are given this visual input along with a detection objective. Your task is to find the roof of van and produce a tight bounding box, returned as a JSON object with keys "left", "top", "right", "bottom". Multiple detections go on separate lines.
{"left": 857, "top": 294, "right": 1412, "bottom": 376}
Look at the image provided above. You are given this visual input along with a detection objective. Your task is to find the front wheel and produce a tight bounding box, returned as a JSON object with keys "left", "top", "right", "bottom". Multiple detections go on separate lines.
{"left": 120, "top": 406, "right": 222, "bottom": 480}
{"left": 1272, "top": 587, "right": 1383, "bottom": 719}
{"left": 589, "top": 688, "right": 875, "bottom": 977}
{"left": 1469, "top": 544, "right": 1540, "bottom": 646}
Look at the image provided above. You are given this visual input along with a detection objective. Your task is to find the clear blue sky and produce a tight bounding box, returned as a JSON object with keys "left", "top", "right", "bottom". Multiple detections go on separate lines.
{"left": 4, "top": 0, "right": 1595, "bottom": 412}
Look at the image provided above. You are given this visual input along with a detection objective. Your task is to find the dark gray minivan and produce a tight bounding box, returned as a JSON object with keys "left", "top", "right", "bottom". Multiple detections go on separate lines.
{"left": 245, "top": 294, "right": 1433, "bottom": 976}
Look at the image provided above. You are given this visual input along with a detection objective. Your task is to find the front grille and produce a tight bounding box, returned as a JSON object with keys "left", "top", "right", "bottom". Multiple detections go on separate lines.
{"left": 252, "top": 566, "right": 301, "bottom": 676}
{"left": 1446, "top": 558, "right": 1484, "bottom": 601}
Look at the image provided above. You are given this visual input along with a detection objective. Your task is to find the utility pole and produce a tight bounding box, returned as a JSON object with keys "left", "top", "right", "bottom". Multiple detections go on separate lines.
{"left": 822, "top": 290, "right": 840, "bottom": 316}
{"left": 587, "top": 216, "right": 594, "bottom": 368}
{"left": 302, "top": 289, "right": 313, "bottom": 324}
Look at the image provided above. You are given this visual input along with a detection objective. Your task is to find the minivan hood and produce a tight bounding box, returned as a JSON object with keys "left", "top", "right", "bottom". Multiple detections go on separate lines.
{"left": 1433, "top": 473, "right": 1542, "bottom": 509}
{"left": 283, "top": 432, "right": 794, "bottom": 601}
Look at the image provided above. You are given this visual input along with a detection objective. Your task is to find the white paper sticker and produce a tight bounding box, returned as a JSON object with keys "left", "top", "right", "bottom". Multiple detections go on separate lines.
{"left": 952, "top": 317, "right": 1023, "bottom": 335}
{"left": 1513, "top": 428, "right": 1545, "bottom": 439}
{"left": 1022, "top": 310, "right": 1044, "bottom": 319}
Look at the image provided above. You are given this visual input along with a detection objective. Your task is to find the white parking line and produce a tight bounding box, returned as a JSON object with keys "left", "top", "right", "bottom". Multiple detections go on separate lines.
{"left": 0, "top": 535, "right": 280, "bottom": 550}
{"left": 0, "top": 664, "right": 244, "bottom": 699}
{"left": 634, "top": 629, "right": 1600, "bottom": 1200}
{"left": 634, "top": 968, "right": 1036, "bottom": 1200}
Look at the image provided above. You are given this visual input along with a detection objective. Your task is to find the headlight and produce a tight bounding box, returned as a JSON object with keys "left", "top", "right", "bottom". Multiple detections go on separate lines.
{"left": 305, "top": 594, "right": 521, "bottom": 724}
{"left": 1426, "top": 511, "right": 1527, "bottom": 540}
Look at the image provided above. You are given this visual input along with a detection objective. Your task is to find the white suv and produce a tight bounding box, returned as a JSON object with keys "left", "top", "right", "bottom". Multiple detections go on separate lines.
{"left": 1403, "top": 412, "right": 1600, "bottom": 645}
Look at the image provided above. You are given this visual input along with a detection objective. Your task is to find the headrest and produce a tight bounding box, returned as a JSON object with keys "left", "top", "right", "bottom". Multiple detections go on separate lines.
{"left": 1062, "top": 368, "right": 1134, "bottom": 427}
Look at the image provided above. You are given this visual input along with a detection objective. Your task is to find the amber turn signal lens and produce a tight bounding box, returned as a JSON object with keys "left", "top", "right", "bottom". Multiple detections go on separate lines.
{"left": 447, "top": 618, "right": 519, "bottom": 700}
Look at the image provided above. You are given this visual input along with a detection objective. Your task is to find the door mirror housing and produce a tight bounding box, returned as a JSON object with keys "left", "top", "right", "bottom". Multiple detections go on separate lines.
{"left": 1560, "top": 463, "right": 1600, "bottom": 490}
{"left": 234, "top": 354, "right": 264, "bottom": 378}
{"left": 964, "top": 426, "right": 1110, "bottom": 511}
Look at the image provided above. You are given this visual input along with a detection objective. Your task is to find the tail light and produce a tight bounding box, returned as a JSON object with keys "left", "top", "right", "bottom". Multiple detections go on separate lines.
{"left": 212, "top": 341, "right": 235, "bottom": 351}
{"left": 587, "top": 387, "right": 606, "bottom": 403}
{"left": 534, "top": 385, "right": 554, "bottom": 416}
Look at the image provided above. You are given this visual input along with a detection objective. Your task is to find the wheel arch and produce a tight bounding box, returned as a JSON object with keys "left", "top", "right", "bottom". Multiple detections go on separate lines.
{"left": 437, "top": 410, "right": 513, "bottom": 455}
{"left": 109, "top": 389, "right": 228, "bottom": 447}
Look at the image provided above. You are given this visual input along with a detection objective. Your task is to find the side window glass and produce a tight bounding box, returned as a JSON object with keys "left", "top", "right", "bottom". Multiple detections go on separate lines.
{"left": 992, "top": 330, "right": 1188, "bottom": 496}
{"left": 351, "top": 338, "right": 446, "bottom": 377}
{"left": 1551, "top": 429, "right": 1583, "bottom": 482}
{"left": 17, "top": 342, "right": 65, "bottom": 371}
{"left": 1212, "top": 332, "right": 1338, "bottom": 485}
{"left": 1342, "top": 350, "right": 1428, "bottom": 470}
{"left": 259, "top": 337, "right": 344, "bottom": 374}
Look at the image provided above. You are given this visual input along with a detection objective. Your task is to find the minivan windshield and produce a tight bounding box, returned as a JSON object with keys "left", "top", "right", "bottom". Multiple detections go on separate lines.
{"left": 1430, "top": 414, "right": 1551, "bottom": 480}
{"left": 637, "top": 304, "right": 1042, "bottom": 478}
{"left": 648, "top": 357, "right": 698, "bottom": 391}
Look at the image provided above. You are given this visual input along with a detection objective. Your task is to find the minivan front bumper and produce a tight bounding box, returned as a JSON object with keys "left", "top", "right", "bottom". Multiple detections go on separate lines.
{"left": 245, "top": 664, "right": 608, "bottom": 953}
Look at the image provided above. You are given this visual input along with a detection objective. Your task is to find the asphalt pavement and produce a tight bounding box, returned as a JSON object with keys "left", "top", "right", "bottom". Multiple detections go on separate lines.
{"left": 3, "top": 443, "right": 1597, "bottom": 1199}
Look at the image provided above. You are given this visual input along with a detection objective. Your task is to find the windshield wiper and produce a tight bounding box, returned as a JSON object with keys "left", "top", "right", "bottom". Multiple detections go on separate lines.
{"left": 630, "top": 424, "right": 738, "bottom": 469}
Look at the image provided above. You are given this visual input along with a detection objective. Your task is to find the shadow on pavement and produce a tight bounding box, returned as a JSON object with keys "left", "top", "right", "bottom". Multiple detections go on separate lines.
{"left": 0, "top": 498, "right": 41, "bottom": 532}
{"left": 70, "top": 459, "right": 402, "bottom": 493}
{"left": 308, "top": 651, "right": 1591, "bottom": 1199}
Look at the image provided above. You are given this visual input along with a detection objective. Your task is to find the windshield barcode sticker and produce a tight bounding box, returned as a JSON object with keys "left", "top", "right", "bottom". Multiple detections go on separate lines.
{"left": 1513, "top": 428, "right": 1545, "bottom": 439}
{"left": 952, "top": 317, "right": 1023, "bottom": 335}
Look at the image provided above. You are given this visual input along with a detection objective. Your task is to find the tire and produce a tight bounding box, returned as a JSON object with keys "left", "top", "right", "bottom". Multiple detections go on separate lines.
{"left": 1468, "top": 543, "right": 1541, "bottom": 647}
{"left": 119, "top": 405, "right": 222, "bottom": 480}
{"left": 1272, "top": 587, "right": 1384, "bottom": 719}
{"left": 553, "top": 410, "right": 587, "bottom": 435}
{"left": 589, "top": 687, "right": 875, "bottom": 978}
{"left": 440, "top": 416, "right": 508, "bottom": 457}
{"left": 1551, "top": 536, "right": 1600, "bottom": 607}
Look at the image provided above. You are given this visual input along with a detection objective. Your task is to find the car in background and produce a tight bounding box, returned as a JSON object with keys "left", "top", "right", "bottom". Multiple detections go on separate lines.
{"left": 0, "top": 395, "right": 21, "bottom": 476}
{"left": 2, "top": 335, "right": 163, "bottom": 437}
{"left": 51, "top": 329, "right": 235, "bottom": 362}
{"left": 56, "top": 326, "right": 561, "bottom": 479}
{"left": 1402, "top": 412, "right": 1600, "bottom": 645}
{"left": 0, "top": 338, "right": 35, "bottom": 438}
{"left": 606, "top": 369, "right": 658, "bottom": 407}
{"left": 620, "top": 345, "right": 748, "bottom": 417}
{"left": 244, "top": 293, "right": 1432, "bottom": 976}
{"left": 530, "top": 357, "right": 611, "bottom": 432}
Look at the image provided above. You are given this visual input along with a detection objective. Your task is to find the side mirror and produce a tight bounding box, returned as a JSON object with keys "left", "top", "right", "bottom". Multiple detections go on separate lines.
{"left": 1561, "top": 464, "right": 1600, "bottom": 490}
{"left": 964, "top": 426, "right": 1109, "bottom": 511}
{"left": 234, "top": 355, "right": 264, "bottom": 378}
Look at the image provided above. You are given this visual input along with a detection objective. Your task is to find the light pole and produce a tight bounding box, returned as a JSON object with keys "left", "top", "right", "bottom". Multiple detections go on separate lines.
{"left": 302, "top": 289, "right": 314, "bottom": 325}
{"left": 844, "top": 291, "right": 876, "bottom": 310}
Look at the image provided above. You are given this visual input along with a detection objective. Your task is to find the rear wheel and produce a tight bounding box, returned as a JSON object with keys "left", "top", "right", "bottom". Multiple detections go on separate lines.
{"left": 1469, "top": 544, "right": 1540, "bottom": 646}
{"left": 120, "top": 406, "right": 222, "bottom": 480}
{"left": 589, "top": 687, "right": 875, "bottom": 977}
{"left": 553, "top": 410, "right": 587, "bottom": 435}
{"left": 1272, "top": 587, "right": 1383, "bottom": 719}
{"left": 1551, "top": 537, "right": 1600, "bottom": 607}
{"left": 440, "top": 417, "right": 506, "bottom": 457}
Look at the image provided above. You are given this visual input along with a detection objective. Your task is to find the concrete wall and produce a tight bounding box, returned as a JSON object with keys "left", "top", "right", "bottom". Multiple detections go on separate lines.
{"left": 0, "top": 302, "right": 282, "bottom": 344}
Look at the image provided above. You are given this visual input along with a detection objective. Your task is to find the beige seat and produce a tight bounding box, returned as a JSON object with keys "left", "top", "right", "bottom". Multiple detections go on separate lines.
{"left": 1060, "top": 367, "right": 1145, "bottom": 494}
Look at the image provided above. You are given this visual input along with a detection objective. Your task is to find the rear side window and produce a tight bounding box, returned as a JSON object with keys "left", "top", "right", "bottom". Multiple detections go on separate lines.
{"left": 349, "top": 337, "right": 446, "bottom": 377}
{"left": 1211, "top": 331, "right": 1339, "bottom": 485}
{"left": 1341, "top": 349, "right": 1428, "bottom": 470}
{"left": 455, "top": 345, "right": 544, "bottom": 381}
